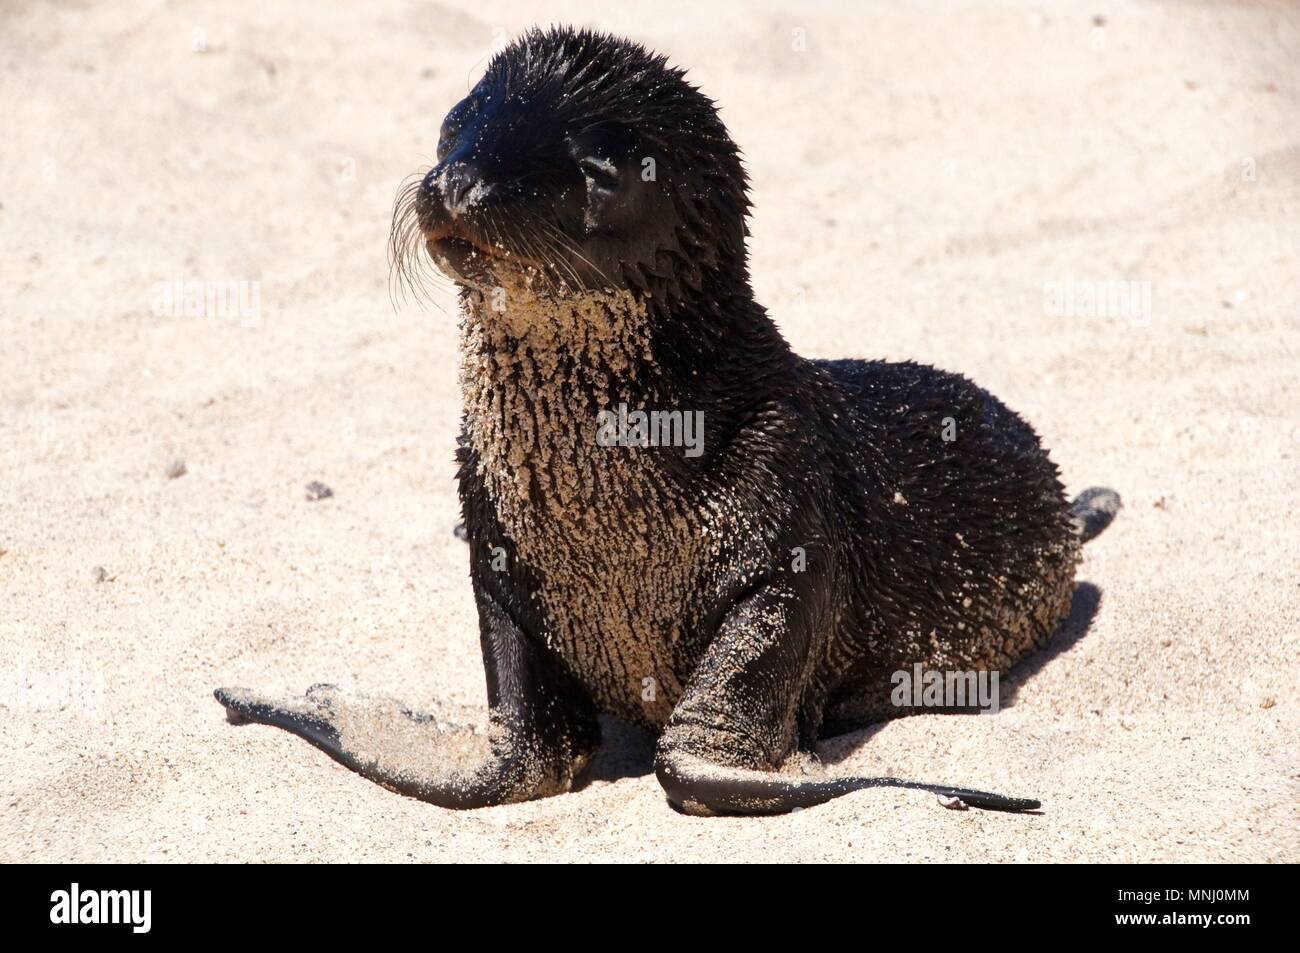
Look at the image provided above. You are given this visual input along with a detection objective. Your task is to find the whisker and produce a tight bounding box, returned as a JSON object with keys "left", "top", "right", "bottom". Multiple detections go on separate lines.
{"left": 387, "top": 171, "right": 454, "bottom": 315}
{"left": 534, "top": 218, "right": 610, "bottom": 289}
{"left": 514, "top": 221, "right": 570, "bottom": 293}
{"left": 515, "top": 220, "right": 579, "bottom": 293}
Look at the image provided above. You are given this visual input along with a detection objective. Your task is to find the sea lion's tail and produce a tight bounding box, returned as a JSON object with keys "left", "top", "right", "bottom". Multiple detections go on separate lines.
{"left": 1071, "top": 487, "right": 1121, "bottom": 543}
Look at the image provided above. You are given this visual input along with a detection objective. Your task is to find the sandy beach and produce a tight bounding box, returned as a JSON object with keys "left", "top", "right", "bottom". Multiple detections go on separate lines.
{"left": 2, "top": 0, "right": 1297, "bottom": 862}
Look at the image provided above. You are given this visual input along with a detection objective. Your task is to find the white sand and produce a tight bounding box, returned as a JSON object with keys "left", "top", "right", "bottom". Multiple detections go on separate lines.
{"left": 2, "top": 0, "right": 1297, "bottom": 862}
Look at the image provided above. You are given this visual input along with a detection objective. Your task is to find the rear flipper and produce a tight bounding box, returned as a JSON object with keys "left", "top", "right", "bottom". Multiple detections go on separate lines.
{"left": 1072, "top": 486, "right": 1121, "bottom": 542}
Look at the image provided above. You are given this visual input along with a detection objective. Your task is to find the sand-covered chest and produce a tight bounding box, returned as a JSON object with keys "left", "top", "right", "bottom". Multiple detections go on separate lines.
{"left": 458, "top": 280, "right": 721, "bottom": 724}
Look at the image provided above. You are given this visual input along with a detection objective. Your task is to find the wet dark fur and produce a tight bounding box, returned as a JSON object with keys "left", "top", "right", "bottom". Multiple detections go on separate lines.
{"left": 217, "top": 26, "right": 1115, "bottom": 815}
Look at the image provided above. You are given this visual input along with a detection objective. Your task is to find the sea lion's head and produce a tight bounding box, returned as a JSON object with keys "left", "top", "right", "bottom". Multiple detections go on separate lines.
{"left": 392, "top": 26, "right": 750, "bottom": 308}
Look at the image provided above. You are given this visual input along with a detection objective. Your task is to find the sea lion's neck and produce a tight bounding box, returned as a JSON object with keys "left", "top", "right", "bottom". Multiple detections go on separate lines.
{"left": 459, "top": 275, "right": 656, "bottom": 388}
{"left": 458, "top": 273, "right": 794, "bottom": 509}
{"left": 458, "top": 277, "right": 668, "bottom": 516}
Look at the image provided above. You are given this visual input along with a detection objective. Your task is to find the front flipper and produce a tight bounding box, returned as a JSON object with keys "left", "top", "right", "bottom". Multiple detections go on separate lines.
{"left": 655, "top": 579, "right": 1039, "bottom": 816}
{"left": 657, "top": 750, "right": 1038, "bottom": 815}
{"left": 215, "top": 589, "right": 599, "bottom": 808}
{"left": 214, "top": 683, "right": 567, "bottom": 807}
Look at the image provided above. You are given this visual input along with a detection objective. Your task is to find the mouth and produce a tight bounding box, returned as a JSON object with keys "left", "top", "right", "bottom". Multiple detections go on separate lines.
{"left": 424, "top": 230, "right": 556, "bottom": 286}
{"left": 425, "top": 233, "right": 498, "bottom": 282}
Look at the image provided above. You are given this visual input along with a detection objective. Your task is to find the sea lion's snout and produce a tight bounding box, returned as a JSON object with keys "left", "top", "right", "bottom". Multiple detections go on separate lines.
{"left": 416, "top": 162, "right": 481, "bottom": 241}
{"left": 412, "top": 161, "right": 502, "bottom": 282}
{"left": 423, "top": 161, "right": 489, "bottom": 221}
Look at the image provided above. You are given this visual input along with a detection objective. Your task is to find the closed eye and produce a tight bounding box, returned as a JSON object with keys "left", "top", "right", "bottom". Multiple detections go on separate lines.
{"left": 579, "top": 155, "right": 620, "bottom": 189}
{"left": 436, "top": 121, "right": 462, "bottom": 162}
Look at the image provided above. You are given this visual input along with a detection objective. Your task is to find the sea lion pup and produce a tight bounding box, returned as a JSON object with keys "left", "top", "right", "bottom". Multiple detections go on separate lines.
{"left": 215, "top": 26, "right": 1120, "bottom": 815}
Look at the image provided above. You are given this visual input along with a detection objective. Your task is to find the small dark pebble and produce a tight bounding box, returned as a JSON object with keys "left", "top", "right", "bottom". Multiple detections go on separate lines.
{"left": 166, "top": 460, "right": 187, "bottom": 479}
{"left": 305, "top": 481, "right": 334, "bottom": 502}
{"left": 453, "top": 522, "right": 469, "bottom": 540}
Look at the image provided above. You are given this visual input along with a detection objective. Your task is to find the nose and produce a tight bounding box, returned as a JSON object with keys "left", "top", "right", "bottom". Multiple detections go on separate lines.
{"left": 428, "top": 161, "right": 484, "bottom": 218}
